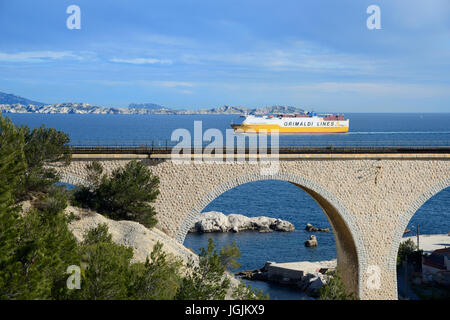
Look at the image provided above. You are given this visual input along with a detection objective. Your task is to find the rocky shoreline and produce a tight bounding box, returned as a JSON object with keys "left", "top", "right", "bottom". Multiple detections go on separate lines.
{"left": 0, "top": 99, "right": 305, "bottom": 115}
{"left": 188, "top": 211, "right": 295, "bottom": 233}
{"left": 236, "top": 260, "right": 337, "bottom": 297}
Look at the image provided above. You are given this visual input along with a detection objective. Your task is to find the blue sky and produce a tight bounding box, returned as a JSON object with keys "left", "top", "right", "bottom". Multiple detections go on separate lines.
{"left": 0, "top": 0, "right": 449, "bottom": 112}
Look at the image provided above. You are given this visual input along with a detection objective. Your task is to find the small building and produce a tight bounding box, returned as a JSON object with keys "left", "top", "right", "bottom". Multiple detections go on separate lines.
{"left": 422, "top": 247, "right": 450, "bottom": 286}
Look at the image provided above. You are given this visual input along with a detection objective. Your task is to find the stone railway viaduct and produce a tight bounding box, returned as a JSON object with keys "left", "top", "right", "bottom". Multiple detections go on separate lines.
{"left": 53, "top": 147, "right": 450, "bottom": 300}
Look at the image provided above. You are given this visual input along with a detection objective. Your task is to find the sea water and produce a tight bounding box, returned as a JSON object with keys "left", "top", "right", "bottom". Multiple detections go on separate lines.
{"left": 6, "top": 112, "right": 450, "bottom": 299}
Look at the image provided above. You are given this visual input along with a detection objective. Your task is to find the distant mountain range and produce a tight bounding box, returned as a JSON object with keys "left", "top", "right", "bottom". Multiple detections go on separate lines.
{"left": 0, "top": 91, "right": 306, "bottom": 115}
{"left": 128, "top": 103, "right": 166, "bottom": 110}
{"left": 0, "top": 91, "right": 46, "bottom": 106}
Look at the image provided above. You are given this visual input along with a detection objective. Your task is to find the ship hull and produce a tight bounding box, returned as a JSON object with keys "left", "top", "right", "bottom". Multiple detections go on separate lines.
{"left": 231, "top": 124, "right": 349, "bottom": 133}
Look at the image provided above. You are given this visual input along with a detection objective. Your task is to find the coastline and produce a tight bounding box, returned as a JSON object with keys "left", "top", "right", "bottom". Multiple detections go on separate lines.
{"left": 0, "top": 103, "right": 305, "bottom": 115}
{"left": 401, "top": 233, "right": 449, "bottom": 253}
{"left": 236, "top": 260, "right": 336, "bottom": 298}
{"left": 237, "top": 234, "right": 449, "bottom": 298}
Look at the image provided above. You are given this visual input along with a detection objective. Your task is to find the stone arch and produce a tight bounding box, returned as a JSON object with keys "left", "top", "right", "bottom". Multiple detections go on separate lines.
{"left": 176, "top": 171, "right": 368, "bottom": 297}
{"left": 387, "top": 177, "right": 450, "bottom": 286}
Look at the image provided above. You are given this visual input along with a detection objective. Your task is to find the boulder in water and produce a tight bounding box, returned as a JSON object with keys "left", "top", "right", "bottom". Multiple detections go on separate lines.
{"left": 189, "top": 211, "right": 295, "bottom": 233}
{"left": 306, "top": 223, "right": 329, "bottom": 232}
{"left": 305, "top": 235, "right": 318, "bottom": 247}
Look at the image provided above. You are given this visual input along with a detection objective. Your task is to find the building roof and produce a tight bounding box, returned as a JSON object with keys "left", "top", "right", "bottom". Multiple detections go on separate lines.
{"left": 423, "top": 255, "right": 446, "bottom": 270}
{"left": 432, "top": 247, "right": 450, "bottom": 257}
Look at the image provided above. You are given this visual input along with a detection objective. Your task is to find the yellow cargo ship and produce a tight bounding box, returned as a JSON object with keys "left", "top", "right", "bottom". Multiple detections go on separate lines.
{"left": 231, "top": 112, "right": 349, "bottom": 134}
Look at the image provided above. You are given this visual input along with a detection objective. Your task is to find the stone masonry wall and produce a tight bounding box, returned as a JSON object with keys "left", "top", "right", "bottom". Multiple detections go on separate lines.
{"left": 53, "top": 155, "right": 450, "bottom": 300}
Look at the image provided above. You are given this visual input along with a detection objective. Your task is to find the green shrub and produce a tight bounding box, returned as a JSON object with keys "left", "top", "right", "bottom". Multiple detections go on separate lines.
{"left": 85, "top": 160, "right": 103, "bottom": 189}
{"left": 67, "top": 224, "right": 133, "bottom": 300}
{"left": 231, "top": 282, "right": 269, "bottom": 300}
{"left": 128, "top": 242, "right": 183, "bottom": 300}
{"left": 176, "top": 238, "right": 231, "bottom": 300}
{"left": 81, "top": 223, "right": 112, "bottom": 245}
{"left": 219, "top": 241, "right": 241, "bottom": 270}
{"left": 33, "top": 185, "right": 70, "bottom": 216}
{"left": 4, "top": 191, "right": 79, "bottom": 299}
{"left": 73, "top": 160, "right": 160, "bottom": 228}
{"left": 397, "top": 239, "right": 418, "bottom": 266}
{"left": 319, "top": 268, "right": 358, "bottom": 300}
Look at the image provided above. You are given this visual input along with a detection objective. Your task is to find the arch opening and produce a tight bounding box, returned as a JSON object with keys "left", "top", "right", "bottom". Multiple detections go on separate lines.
{"left": 389, "top": 179, "right": 450, "bottom": 300}
{"left": 293, "top": 183, "right": 359, "bottom": 295}
{"left": 179, "top": 173, "right": 365, "bottom": 298}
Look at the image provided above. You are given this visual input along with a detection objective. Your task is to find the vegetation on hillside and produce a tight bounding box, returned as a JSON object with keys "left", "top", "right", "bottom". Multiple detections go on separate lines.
{"left": 0, "top": 114, "right": 266, "bottom": 300}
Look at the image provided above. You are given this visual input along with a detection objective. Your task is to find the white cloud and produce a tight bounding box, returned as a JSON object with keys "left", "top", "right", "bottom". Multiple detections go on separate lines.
{"left": 109, "top": 57, "right": 172, "bottom": 65}
{"left": 152, "top": 81, "right": 194, "bottom": 88}
{"left": 0, "top": 51, "right": 82, "bottom": 62}
{"left": 137, "top": 33, "right": 197, "bottom": 47}
{"left": 178, "top": 89, "right": 194, "bottom": 94}
{"left": 88, "top": 79, "right": 195, "bottom": 89}
{"left": 292, "top": 82, "right": 450, "bottom": 97}
{"left": 179, "top": 40, "right": 381, "bottom": 75}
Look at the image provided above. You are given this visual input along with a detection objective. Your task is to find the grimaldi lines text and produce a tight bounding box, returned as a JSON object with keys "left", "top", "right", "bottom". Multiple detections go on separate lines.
{"left": 231, "top": 112, "right": 349, "bottom": 133}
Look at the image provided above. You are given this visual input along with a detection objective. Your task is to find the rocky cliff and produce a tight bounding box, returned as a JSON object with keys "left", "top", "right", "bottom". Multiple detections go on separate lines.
{"left": 65, "top": 205, "right": 242, "bottom": 297}
{"left": 0, "top": 103, "right": 306, "bottom": 115}
{"left": 66, "top": 205, "right": 196, "bottom": 264}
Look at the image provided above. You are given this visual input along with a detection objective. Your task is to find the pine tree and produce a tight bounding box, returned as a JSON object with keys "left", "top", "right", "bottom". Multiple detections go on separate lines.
{"left": 0, "top": 115, "right": 26, "bottom": 212}
{"left": 85, "top": 160, "right": 103, "bottom": 190}
{"left": 127, "top": 242, "right": 182, "bottom": 300}
{"left": 219, "top": 241, "right": 242, "bottom": 270}
{"left": 73, "top": 224, "right": 134, "bottom": 300}
{"left": 176, "top": 238, "right": 231, "bottom": 300}
{"left": 7, "top": 187, "right": 80, "bottom": 299}
{"left": 74, "top": 160, "right": 160, "bottom": 228}
{"left": 16, "top": 125, "right": 71, "bottom": 200}
{"left": 0, "top": 114, "right": 27, "bottom": 299}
